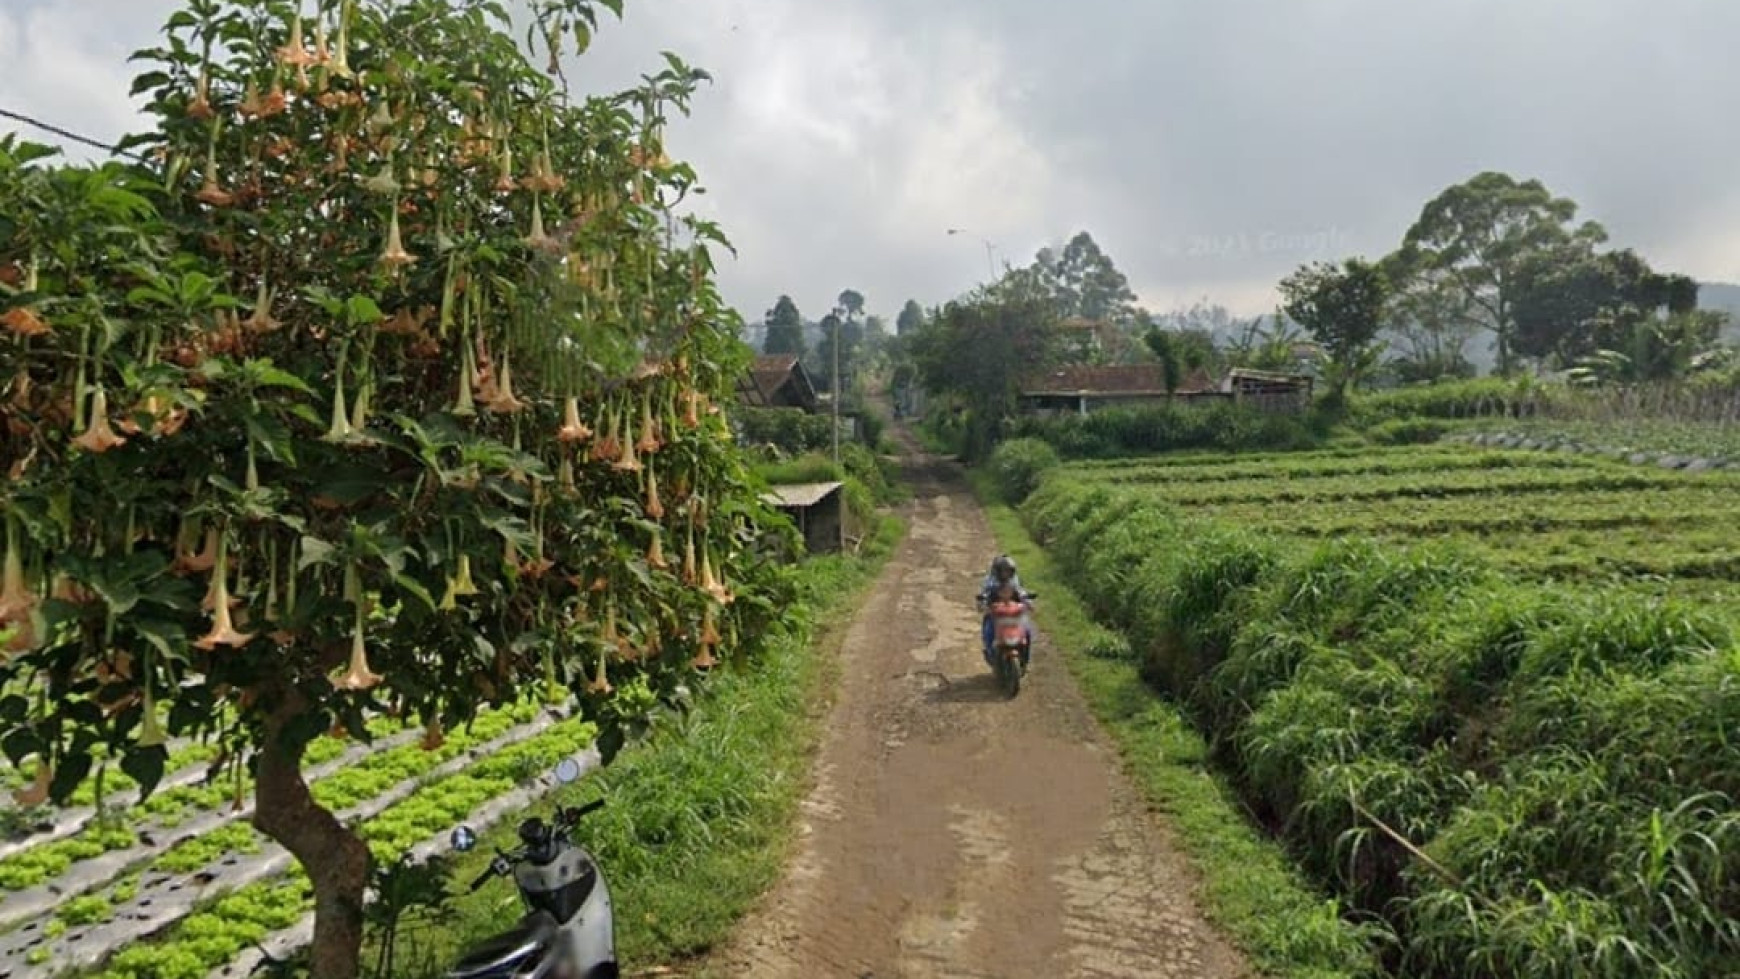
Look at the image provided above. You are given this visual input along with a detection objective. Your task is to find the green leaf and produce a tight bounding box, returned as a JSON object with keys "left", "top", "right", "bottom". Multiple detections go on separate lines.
{"left": 87, "top": 574, "right": 142, "bottom": 617}
{"left": 299, "top": 536, "right": 339, "bottom": 570}
{"left": 345, "top": 295, "right": 384, "bottom": 326}
{"left": 243, "top": 359, "right": 316, "bottom": 395}
{"left": 393, "top": 572, "right": 436, "bottom": 612}
{"left": 121, "top": 746, "right": 168, "bottom": 801}
{"left": 49, "top": 750, "right": 93, "bottom": 805}
{"left": 132, "top": 619, "right": 188, "bottom": 662}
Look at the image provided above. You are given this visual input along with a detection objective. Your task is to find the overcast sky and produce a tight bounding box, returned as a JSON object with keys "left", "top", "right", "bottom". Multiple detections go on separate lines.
{"left": 4, "top": 0, "right": 1739, "bottom": 324}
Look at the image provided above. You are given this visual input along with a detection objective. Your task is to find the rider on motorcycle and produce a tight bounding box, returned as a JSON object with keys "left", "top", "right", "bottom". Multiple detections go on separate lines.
{"left": 976, "top": 555, "right": 1030, "bottom": 664}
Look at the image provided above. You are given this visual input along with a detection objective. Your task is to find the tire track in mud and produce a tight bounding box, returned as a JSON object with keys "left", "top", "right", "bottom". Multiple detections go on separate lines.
{"left": 705, "top": 436, "right": 1249, "bottom": 979}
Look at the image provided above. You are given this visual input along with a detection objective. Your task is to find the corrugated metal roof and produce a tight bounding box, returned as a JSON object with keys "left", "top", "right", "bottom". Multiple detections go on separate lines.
{"left": 761, "top": 481, "right": 844, "bottom": 508}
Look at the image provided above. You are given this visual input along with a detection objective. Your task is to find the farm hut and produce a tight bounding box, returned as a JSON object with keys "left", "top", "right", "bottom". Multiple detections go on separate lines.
{"left": 761, "top": 481, "right": 845, "bottom": 554}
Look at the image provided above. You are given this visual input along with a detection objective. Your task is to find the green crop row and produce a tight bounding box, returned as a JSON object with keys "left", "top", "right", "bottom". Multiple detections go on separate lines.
{"left": 1088, "top": 448, "right": 1600, "bottom": 486}
{"left": 41, "top": 700, "right": 543, "bottom": 935}
{"left": 1078, "top": 465, "right": 1716, "bottom": 508}
{"left": 1022, "top": 477, "right": 1740, "bottom": 979}
{"left": 87, "top": 714, "right": 598, "bottom": 979}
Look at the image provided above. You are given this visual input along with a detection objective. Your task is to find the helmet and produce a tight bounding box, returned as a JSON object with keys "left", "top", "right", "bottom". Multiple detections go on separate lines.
{"left": 991, "top": 555, "right": 1016, "bottom": 582}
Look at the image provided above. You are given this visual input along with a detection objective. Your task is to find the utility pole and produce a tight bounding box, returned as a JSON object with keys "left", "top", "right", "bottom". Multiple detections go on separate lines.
{"left": 947, "top": 227, "right": 997, "bottom": 281}
{"left": 830, "top": 304, "right": 843, "bottom": 467}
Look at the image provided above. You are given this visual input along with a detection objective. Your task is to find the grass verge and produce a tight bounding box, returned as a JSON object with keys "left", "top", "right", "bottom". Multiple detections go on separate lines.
{"left": 385, "top": 514, "right": 908, "bottom": 978}
{"left": 968, "top": 470, "right": 1384, "bottom": 979}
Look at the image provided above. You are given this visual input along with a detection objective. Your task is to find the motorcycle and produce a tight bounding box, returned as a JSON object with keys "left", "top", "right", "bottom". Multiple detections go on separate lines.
{"left": 445, "top": 757, "right": 618, "bottom": 979}
{"left": 978, "top": 589, "right": 1036, "bottom": 698}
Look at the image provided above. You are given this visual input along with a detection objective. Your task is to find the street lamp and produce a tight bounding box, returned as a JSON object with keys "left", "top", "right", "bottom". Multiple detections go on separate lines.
{"left": 947, "top": 228, "right": 997, "bottom": 280}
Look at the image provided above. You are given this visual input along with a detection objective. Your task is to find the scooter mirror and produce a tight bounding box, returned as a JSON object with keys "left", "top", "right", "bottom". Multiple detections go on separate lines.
{"left": 451, "top": 826, "right": 478, "bottom": 852}
{"left": 554, "top": 758, "right": 583, "bottom": 784}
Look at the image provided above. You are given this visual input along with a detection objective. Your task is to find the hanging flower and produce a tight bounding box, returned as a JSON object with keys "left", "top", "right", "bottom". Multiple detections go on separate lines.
{"left": 188, "top": 71, "right": 214, "bottom": 119}
{"left": 260, "top": 75, "right": 289, "bottom": 115}
{"left": 276, "top": 14, "right": 315, "bottom": 67}
{"left": 483, "top": 353, "right": 526, "bottom": 413}
{"left": 449, "top": 553, "right": 480, "bottom": 597}
{"left": 682, "top": 525, "right": 698, "bottom": 585}
{"left": 378, "top": 208, "right": 416, "bottom": 269}
{"left": 137, "top": 684, "right": 169, "bottom": 748}
{"left": 557, "top": 454, "right": 576, "bottom": 494}
{"left": 524, "top": 196, "right": 560, "bottom": 254}
{"left": 362, "top": 163, "right": 400, "bottom": 196}
{"left": 646, "top": 530, "right": 668, "bottom": 570}
{"left": 0, "top": 523, "right": 36, "bottom": 626}
{"left": 0, "top": 305, "right": 48, "bottom": 337}
{"left": 591, "top": 406, "right": 619, "bottom": 462}
{"left": 72, "top": 389, "right": 127, "bottom": 454}
{"left": 645, "top": 467, "right": 665, "bottom": 520}
{"left": 586, "top": 647, "right": 612, "bottom": 696}
{"left": 2, "top": 261, "right": 48, "bottom": 337}
{"left": 322, "top": 362, "right": 354, "bottom": 442}
{"left": 177, "top": 526, "right": 220, "bottom": 574}
{"left": 333, "top": 606, "right": 383, "bottom": 691}
{"left": 557, "top": 396, "right": 592, "bottom": 442}
{"left": 243, "top": 278, "right": 280, "bottom": 332}
{"left": 635, "top": 391, "right": 661, "bottom": 454}
{"left": 195, "top": 535, "right": 256, "bottom": 650}
{"left": 12, "top": 760, "right": 50, "bottom": 808}
{"left": 239, "top": 79, "right": 265, "bottom": 118}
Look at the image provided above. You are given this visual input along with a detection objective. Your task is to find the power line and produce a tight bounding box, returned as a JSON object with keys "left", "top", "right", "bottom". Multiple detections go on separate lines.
{"left": 0, "top": 106, "right": 153, "bottom": 164}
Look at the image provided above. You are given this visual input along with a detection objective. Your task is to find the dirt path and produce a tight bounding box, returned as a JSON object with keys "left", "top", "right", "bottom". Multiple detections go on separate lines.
{"left": 705, "top": 435, "right": 1250, "bottom": 979}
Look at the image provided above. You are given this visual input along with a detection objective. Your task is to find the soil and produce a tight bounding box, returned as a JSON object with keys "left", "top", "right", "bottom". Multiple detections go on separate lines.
{"left": 701, "top": 433, "right": 1250, "bottom": 979}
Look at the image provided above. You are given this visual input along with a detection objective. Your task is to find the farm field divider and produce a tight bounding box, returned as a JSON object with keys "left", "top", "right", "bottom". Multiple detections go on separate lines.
{"left": 1018, "top": 450, "right": 1740, "bottom": 978}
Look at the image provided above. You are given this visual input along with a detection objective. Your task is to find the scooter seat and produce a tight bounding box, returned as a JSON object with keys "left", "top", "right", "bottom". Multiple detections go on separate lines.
{"left": 448, "top": 911, "right": 560, "bottom": 978}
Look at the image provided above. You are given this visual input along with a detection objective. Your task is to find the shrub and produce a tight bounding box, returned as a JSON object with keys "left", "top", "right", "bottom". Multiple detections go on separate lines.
{"left": 987, "top": 438, "right": 1061, "bottom": 503}
{"left": 1011, "top": 402, "right": 1319, "bottom": 459}
{"left": 1365, "top": 418, "right": 1453, "bottom": 445}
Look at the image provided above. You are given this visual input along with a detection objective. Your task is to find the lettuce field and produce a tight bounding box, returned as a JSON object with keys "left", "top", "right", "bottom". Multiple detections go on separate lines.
{"left": 0, "top": 696, "right": 593, "bottom": 979}
{"left": 1023, "top": 444, "right": 1740, "bottom": 978}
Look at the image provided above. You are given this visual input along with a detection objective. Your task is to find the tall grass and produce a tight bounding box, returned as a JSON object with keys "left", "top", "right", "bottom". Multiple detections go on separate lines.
{"left": 1020, "top": 476, "right": 1740, "bottom": 979}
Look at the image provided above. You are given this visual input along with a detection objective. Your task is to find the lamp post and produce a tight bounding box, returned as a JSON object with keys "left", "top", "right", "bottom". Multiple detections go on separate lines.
{"left": 947, "top": 228, "right": 997, "bottom": 280}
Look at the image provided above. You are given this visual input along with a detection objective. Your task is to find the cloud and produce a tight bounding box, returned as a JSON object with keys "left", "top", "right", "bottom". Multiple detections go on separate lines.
{"left": 4, "top": 0, "right": 1738, "bottom": 321}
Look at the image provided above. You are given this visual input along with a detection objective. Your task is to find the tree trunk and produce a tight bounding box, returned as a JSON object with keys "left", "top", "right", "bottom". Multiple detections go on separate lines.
{"left": 254, "top": 692, "right": 372, "bottom": 979}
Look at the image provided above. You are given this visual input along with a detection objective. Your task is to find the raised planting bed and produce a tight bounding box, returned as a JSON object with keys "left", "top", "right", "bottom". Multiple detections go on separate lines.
{"left": 75, "top": 715, "right": 599, "bottom": 979}
{"left": 0, "top": 700, "right": 566, "bottom": 977}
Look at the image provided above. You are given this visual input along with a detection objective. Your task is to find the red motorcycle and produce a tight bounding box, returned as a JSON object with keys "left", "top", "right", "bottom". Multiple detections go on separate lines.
{"left": 980, "top": 590, "right": 1035, "bottom": 698}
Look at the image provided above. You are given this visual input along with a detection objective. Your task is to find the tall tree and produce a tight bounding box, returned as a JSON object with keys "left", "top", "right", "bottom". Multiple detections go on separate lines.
{"left": 837, "top": 289, "right": 866, "bottom": 322}
{"left": 1143, "top": 328, "right": 1184, "bottom": 395}
{"left": 908, "top": 279, "right": 1064, "bottom": 459}
{"left": 1279, "top": 257, "right": 1392, "bottom": 400}
{"left": 1510, "top": 248, "right": 1705, "bottom": 366}
{"left": 1397, "top": 171, "right": 1607, "bottom": 375}
{"left": 1033, "top": 231, "right": 1139, "bottom": 323}
{"left": 762, "top": 294, "right": 806, "bottom": 357}
{"left": 896, "top": 299, "right": 925, "bottom": 337}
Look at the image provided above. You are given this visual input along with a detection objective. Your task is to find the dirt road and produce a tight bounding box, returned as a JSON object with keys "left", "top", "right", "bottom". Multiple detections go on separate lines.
{"left": 706, "top": 440, "right": 1250, "bottom": 979}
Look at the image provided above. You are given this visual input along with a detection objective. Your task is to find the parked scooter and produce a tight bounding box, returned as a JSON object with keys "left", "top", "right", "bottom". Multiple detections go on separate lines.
{"left": 445, "top": 758, "right": 618, "bottom": 979}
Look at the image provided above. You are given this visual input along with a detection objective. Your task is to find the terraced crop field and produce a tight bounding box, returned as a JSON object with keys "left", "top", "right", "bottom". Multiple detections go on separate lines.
{"left": 0, "top": 697, "right": 594, "bottom": 979}
{"left": 1025, "top": 441, "right": 1740, "bottom": 978}
{"left": 1056, "top": 444, "right": 1740, "bottom": 603}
